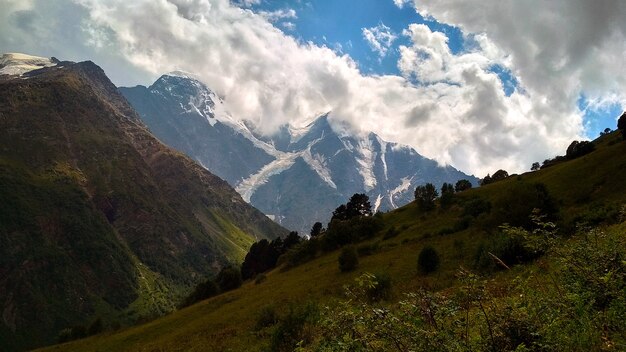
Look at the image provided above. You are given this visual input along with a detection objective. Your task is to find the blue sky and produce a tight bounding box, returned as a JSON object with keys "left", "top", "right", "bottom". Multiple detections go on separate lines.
{"left": 251, "top": 0, "right": 621, "bottom": 139}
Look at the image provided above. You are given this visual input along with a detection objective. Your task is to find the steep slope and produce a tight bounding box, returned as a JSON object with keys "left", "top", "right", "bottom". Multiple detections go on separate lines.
{"left": 121, "top": 77, "right": 479, "bottom": 233}
{"left": 39, "top": 130, "right": 626, "bottom": 352}
{"left": 0, "top": 54, "right": 286, "bottom": 351}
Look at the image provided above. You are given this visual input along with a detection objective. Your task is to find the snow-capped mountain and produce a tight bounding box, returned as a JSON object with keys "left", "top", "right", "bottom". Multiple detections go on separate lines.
{"left": 120, "top": 74, "right": 479, "bottom": 233}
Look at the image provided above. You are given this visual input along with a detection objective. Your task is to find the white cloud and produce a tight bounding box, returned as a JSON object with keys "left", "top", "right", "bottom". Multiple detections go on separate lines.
{"left": 258, "top": 8, "right": 297, "bottom": 23}
{"left": 281, "top": 21, "right": 295, "bottom": 31}
{"left": 362, "top": 23, "right": 397, "bottom": 57}
{"left": 392, "top": 0, "right": 410, "bottom": 9}
{"left": 0, "top": 0, "right": 623, "bottom": 177}
{"left": 407, "top": 0, "right": 626, "bottom": 131}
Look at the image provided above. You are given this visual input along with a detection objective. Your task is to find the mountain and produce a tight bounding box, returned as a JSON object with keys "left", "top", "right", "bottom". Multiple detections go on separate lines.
{"left": 0, "top": 54, "right": 286, "bottom": 351}
{"left": 40, "top": 121, "right": 626, "bottom": 352}
{"left": 120, "top": 75, "right": 479, "bottom": 233}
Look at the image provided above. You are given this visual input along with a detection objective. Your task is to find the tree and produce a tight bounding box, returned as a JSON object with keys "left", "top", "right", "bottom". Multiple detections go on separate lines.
{"left": 440, "top": 183, "right": 455, "bottom": 209}
{"left": 310, "top": 222, "right": 324, "bottom": 238}
{"left": 216, "top": 266, "right": 242, "bottom": 292}
{"left": 346, "top": 193, "right": 373, "bottom": 218}
{"left": 417, "top": 246, "right": 440, "bottom": 274}
{"left": 618, "top": 112, "right": 626, "bottom": 140}
{"left": 531, "top": 162, "right": 540, "bottom": 171}
{"left": 566, "top": 140, "right": 595, "bottom": 159}
{"left": 600, "top": 128, "right": 612, "bottom": 136}
{"left": 414, "top": 183, "right": 438, "bottom": 211}
{"left": 481, "top": 174, "right": 492, "bottom": 186}
{"left": 283, "top": 231, "right": 302, "bottom": 250}
{"left": 454, "top": 179, "right": 473, "bottom": 192}
{"left": 180, "top": 278, "right": 220, "bottom": 308}
{"left": 338, "top": 246, "right": 359, "bottom": 272}
{"left": 491, "top": 169, "right": 509, "bottom": 182}
{"left": 331, "top": 204, "right": 348, "bottom": 221}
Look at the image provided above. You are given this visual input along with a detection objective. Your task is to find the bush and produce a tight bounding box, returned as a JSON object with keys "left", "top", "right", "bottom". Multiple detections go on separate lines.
{"left": 455, "top": 179, "right": 473, "bottom": 192}
{"left": 255, "top": 305, "right": 278, "bottom": 331}
{"left": 216, "top": 266, "right": 242, "bottom": 292}
{"left": 180, "top": 278, "right": 220, "bottom": 308}
{"left": 383, "top": 226, "right": 399, "bottom": 240}
{"left": 338, "top": 246, "right": 359, "bottom": 272}
{"left": 463, "top": 198, "right": 491, "bottom": 218}
{"left": 417, "top": 246, "right": 440, "bottom": 274}
{"left": 366, "top": 272, "right": 393, "bottom": 302}
{"left": 269, "top": 302, "right": 319, "bottom": 352}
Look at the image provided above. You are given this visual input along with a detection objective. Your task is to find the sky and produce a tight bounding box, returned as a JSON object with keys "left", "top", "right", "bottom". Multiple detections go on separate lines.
{"left": 1, "top": 0, "right": 625, "bottom": 177}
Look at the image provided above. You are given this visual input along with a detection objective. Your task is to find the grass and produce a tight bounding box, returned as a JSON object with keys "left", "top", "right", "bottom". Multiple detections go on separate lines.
{"left": 38, "top": 132, "right": 626, "bottom": 351}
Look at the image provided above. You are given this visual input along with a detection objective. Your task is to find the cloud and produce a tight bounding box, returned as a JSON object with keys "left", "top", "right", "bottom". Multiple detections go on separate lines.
{"left": 392, "top": 0, "right": 410, "bottom": 9}
{"left": 362, "top": 23, "right": 397, "bottom": 57}
{"left": 258, "top": 8, "right": 297, "bottom": 23}
{"left": 407, "top": 0, "right": 626, "bottom": 130}
{"left": 1, "top": 0, "right": 622, "bottom": 177}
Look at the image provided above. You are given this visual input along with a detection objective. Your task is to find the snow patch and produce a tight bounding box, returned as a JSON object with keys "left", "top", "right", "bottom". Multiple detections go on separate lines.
{"left": 373, "top": 194, "right": 383, "bottom": 213}
{"left": 388, "top": 176, "right": 413, "bottom": 208}
{"left": 355, "top": 138, "right": 377, "bottom": 191}
{"left": 236, "top": 153, "right": 297, "bottom": 202}
{"left": 301, "top": 138, "right": 337, "bottom": 189}
{"left": 0, "top": 53, "right": 56, "bottom": 76}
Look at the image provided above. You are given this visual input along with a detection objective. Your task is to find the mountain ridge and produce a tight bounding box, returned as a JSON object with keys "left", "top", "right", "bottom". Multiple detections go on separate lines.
{"left": 121, "top": 76, "right": 479, "bottom": 233}
{"left": 0, "top": 56, "right": 286, "bottom": 351}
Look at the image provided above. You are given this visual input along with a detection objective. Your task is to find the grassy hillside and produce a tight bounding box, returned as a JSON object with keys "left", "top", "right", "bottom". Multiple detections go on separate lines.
{"left": 0, "top": 61, "right": 287, "bottom": 351}
{"left": 39, "top": 132, "right": 626, "bottom": 351}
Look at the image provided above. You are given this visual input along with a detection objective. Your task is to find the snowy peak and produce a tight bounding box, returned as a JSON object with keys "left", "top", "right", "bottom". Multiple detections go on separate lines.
{"left": 0, "top": 53, "right": 57, "bottom": 76}
{"left": 149, "top": 73, "right": 232, "bottom": 126}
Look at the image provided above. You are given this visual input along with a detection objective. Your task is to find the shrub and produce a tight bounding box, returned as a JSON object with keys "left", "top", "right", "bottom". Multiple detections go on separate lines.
{"left": 216, "top": 266, "right": 242, "bottom": 292}
{"left": 417, "top": 246, "right": 440, "bottom": 274}
{"left": 455, "top": 179, "right": 473, "bottom": 192}
{"left": 269, "top": 302, "right": 319, "bottom": 352}
{"left": 366, "top": 272, "right": 393, "bottom": 302}
{"left": 383, "top": 226, "right": 399, "bottom": 240}
{"left": 463, "top": 198, "right": 491, "bottom": 218}
{"left": 255, "top": 305, "right": 278, "bottom": 331}
{"left": 338, "top": 246, "right": 359, "bottom": 272}
{"left": 566, "top": 140, "right": 595, "bottom": 159}
{"left": 180, "top": 278, "right": 220, "bottom": 308}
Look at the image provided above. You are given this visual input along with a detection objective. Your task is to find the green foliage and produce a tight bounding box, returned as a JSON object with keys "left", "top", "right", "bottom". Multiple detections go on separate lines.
{"left": 216, "top": 266, "right": 242, "bottom": 292}
{"left": 269, "top": 302, "right": 319, "bottom": 352}
{"left": 489, "top": 182, "right": 558, "bottom": 230}
{"left": 311, "top": 222, "right": 626, "bottom": 352}
{"left": 331, "top": 193, "right": 372, "bottom": 221}
{"left": 254, "top": 305, "right": 278, "bottom": 331}
{"left": 414, "top": 183, "right": 438, "bottom": 211}
{"left": 417, "top": 246, "right": 440, "bottom": 274}
{"left": 180, "top": 279, "right": 220, "bottom": 308}
{"left": 338, "top": 246, "right": 359, "bottom": 272}
{"left": 310, "top": 222, "right": 324, "bottom": 238}
{"left": 531, "top": 162, "right": 540, "bottom": 171}
{"left": 617, "top": 111, "right": 626, "bottom": 140}
{"left": 566, "top": 140, "right": 595, "bottom": 159}
{"left": 440, "top": 182, "right": 455, "bottom": 209}
{"left": 382, "top": 226, "right": 399, "bottom": 240}
{"left": 323, "top": 216, "right": 383, "bottom": 250}
{"left": 455, "top": 179, "right": 473, "bottom": 192}
{"left": 462, "top": 198, "right": 491, "bottom": 218}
